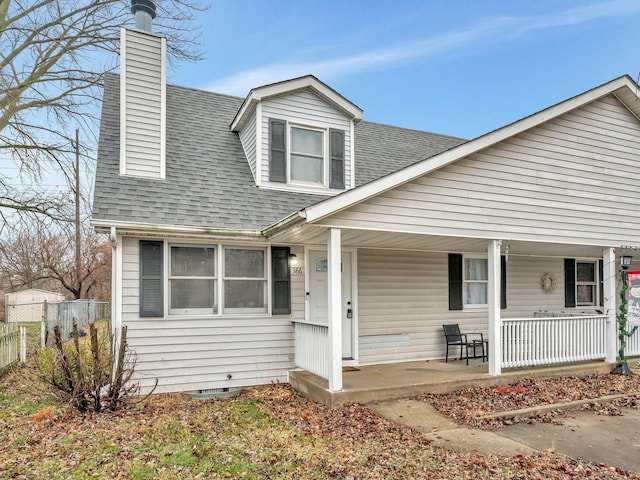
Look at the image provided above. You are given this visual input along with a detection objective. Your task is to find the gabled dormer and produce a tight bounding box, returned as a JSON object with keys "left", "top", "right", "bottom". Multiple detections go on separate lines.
{"left": 230, "top": 76, "right": 363, "bottom": 194}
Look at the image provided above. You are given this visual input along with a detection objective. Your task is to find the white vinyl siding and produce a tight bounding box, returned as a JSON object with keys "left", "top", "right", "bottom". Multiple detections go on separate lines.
{"left": 121, "top": 237, "right": 299, "bottom": 394}
{"left": 120, "top": 28, "right": 166, "bottom": 179}
{"left": 356, "top": 249, "right": 597, "bottom": 365}
{"left": 357, "top": 249, "right": 486, "bottom": 365}
{"left": 260, "top": 90, "right": 352, "bottom": 191}
{"left": 238, "top": 109, "right": 258, "bottom": 181}
{"left": 320, "top": 95, "right": 640, "bottom": 247}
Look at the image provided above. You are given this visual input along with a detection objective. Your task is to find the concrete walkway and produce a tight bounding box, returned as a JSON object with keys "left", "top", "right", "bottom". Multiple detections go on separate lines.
{"left": 369, "top": 397, "right": 640, "bottom": 472}
{"left": 369, "top": 398, "right": 535, "bottom": 456}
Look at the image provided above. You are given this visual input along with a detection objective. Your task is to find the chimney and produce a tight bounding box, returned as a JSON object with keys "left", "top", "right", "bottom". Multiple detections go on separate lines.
{"left": 131, "top": 0, "right": 156, "bottom": 32}
{"left": 120, "top": 0, "right": 166, "bottom": 179}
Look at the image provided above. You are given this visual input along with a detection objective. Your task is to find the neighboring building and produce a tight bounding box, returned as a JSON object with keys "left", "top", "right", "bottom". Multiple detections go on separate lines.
{"left": 5, "top": 289, "right": 65, "bottom": 323}
{"left": 92, "top": 4, "right": 640, "bottom": 395}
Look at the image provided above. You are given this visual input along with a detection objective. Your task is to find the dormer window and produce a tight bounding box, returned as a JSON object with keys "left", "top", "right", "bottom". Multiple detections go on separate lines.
{"left": 269, "top": 118, "right": 345, "bottom": 190}
{"left": 291, "top": 126, "right": 324, "bottom": 185}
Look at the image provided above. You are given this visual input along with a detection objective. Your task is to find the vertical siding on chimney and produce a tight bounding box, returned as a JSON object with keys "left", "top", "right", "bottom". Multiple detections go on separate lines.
{"left": 120, "top": 28, "right": 166, "bottom": 179}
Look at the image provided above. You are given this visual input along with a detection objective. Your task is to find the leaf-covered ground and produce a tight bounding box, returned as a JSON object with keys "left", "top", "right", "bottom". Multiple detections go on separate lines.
{"left": 1, "top": 365, "right": 639, "bottom": 479}
{"left": 418, "top": 373, "right": 640, "bottom": 430}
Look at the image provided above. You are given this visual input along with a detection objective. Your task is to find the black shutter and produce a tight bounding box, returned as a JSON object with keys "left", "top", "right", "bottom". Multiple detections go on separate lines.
{"left": 140, "top": 240, "right": 163, "bottom": 317}
{"left": 599, "top": 259, "right": 604, "bottom": 307}
{"left": 564, "top": 258, "right": 576, "bottom": 308}
{"left": 448, "top": 254, "right": 463, "bottom": 310}
{"left": 269, "top": 119, "right": 286, "bottom": 183}
{"left": 272, "top": 246, "right": 291, "bottom": 314}
{"left": 329, "top": 129, "right": 345, "bottom": 189}
{"left": 501, "top": 255, "right": 507, "bottom": 310}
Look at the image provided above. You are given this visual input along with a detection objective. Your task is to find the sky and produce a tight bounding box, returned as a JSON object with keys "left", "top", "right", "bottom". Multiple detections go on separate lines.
{"left": 4, "top": 0, "right": 640, "bottom": 215}
{"left": 166, "top": 0, "right": 640, "bottom": 140}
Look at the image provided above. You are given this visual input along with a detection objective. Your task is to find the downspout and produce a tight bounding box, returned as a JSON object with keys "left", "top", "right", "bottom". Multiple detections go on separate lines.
{"left": 110, "top": 226, "right": 122, "bottom": 380}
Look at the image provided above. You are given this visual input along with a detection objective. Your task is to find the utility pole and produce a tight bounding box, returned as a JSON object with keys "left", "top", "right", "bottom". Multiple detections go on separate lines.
{"left": 75, "top": 128, "right": 81, "bottom": 298}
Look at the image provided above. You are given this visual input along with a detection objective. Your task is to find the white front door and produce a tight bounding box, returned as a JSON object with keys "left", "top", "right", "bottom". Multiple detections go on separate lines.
{"left": 309, "top": 250, "right": 354, "bottom": 359}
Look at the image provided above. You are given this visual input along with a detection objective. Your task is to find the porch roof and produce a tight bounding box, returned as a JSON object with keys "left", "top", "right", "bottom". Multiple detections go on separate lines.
{"left": 268, "top": 224, "right": 609, "bottom": 258}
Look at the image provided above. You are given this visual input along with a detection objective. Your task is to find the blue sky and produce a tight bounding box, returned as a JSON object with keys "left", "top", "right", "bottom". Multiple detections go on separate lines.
{"left": 168, "top": 0, "right": 640, "bottom": 140}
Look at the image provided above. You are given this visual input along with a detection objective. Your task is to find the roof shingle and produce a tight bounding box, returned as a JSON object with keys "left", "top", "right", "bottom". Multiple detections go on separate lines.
{"left": 92, "top": 73, "right": 466, "bottom": 231}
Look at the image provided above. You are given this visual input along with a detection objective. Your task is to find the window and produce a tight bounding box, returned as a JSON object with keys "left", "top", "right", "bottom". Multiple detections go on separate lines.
{"left": 269, "top": 118, "right": 345, "bottom": 189}
{"left": 576, "top": 261, "right": 597, "bottom": 306}
{"left": 564, "top": 258, "right": 602, "bottom": 308}
{"left": 141, "top": 243, "right": 289, "bottom": 317}
{"left": 448, "top": 254, "right": 506, "bottom": 311}
{"left": 223, "top": 247, "right": 267, "bottom": 313}
{"left": 169, "top": 246, "right": 217, "bottom": 314}
{"left": 290, "top": 127, "right": 324, "bottom": 184}
{"left": 464, "top": 257, "right": 488, "bottom": 306}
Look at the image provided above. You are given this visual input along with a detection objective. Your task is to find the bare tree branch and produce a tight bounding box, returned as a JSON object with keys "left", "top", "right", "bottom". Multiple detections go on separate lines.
{"left": 1, "top": 0, "right": 207, "bottom": 224}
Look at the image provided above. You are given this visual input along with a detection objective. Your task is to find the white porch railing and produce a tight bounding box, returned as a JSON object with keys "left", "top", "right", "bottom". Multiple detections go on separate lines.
{"left": 502, "top": 315, "right": 608, "bottom": 368}
{"left": 294, "top": 321, "right": 329, "bottom": 379}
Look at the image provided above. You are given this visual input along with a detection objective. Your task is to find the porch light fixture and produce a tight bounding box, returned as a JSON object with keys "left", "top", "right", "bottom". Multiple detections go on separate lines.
{"left": 621, "top": 254, "right": 633, "bottom": 271}
{"left": 289, "top": 253, "right": 298, "bottom": 266}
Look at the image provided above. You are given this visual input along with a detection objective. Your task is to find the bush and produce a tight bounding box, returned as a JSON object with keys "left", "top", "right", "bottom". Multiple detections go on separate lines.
{"left": 37, "top": 321, "right": 148, "bottom": 412}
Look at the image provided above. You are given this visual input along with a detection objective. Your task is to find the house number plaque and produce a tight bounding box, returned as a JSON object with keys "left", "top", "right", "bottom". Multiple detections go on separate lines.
{"left": 291, "top": 267, "right": 304, "bottom": 276}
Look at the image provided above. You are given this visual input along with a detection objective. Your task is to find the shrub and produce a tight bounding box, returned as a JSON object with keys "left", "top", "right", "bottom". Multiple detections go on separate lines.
{"left": 37, "top": 321, "right": 150, "bottom": 412}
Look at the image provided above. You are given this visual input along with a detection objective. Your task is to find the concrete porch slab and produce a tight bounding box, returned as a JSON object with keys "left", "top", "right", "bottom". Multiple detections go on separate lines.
{"left": 289, "top": 359, "right": 613, "bottom": 406}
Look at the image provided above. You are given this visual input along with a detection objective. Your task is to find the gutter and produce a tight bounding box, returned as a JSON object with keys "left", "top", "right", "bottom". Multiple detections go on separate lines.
{"left": 92, "top": 219, "right": 265, "bottom": 240}
{"left": 262, "top": 210, "right": 307, "bottom": 238}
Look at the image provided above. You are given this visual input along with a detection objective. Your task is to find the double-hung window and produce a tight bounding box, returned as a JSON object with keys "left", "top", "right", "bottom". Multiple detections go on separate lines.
{"left": 169, "top": 245, "right": 217, "bottom": 315}
{"left": 463, "top": 257, "right": 488, "bottom": 306}
{"left": 143, "top": 242, "right": 284, "bottom": 316}
{"left": 290, "top": 126, "right": 324, "bottom": 185}
{"left": 576, "top": 261, "right": 597, "bottom": 306}
{"left": 223, "top": 247, "right": 267, "bottom": 313}
{"left": 269, "top": 118, "right": 345, "bottom": 189}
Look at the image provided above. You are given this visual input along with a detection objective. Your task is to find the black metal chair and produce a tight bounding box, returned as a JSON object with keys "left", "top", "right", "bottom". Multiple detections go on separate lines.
{"left": 442, "top": 324, "right": 485, "bottom": 365}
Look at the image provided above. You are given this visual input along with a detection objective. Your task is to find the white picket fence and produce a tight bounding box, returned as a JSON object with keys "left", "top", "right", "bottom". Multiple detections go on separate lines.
{"left": 0, "top": 324, "right": 26, "bottom": 369}
{"left": 501, "top": 315, "right": 608, "bottom": 368}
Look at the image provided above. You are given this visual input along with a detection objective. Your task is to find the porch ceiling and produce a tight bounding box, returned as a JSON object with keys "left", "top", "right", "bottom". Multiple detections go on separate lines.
{"left": 269, "top": 224, "right": 609, "bottom": 258}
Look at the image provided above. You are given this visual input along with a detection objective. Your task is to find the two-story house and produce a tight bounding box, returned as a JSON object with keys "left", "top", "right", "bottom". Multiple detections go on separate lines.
{"left": 93, "top": 3, "right": 640, "bottom": 398}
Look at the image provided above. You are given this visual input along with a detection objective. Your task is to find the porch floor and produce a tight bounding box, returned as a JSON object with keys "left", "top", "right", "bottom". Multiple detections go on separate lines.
{"left": 289, "top": 359, "right": 614, "bottom": 406}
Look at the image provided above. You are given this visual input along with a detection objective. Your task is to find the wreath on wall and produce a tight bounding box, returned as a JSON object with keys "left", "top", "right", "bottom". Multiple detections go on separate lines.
{"left": 540, "top": 272, "right": 557, "bottom": 294}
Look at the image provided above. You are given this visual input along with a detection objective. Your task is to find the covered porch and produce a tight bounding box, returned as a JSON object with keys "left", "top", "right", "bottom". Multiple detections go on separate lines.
{"left": 270, "top": 223, "right": 636, "bottom": 399}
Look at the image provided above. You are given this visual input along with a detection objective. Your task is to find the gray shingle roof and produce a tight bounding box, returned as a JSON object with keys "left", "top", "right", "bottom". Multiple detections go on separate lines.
{"left": 92, "top": 73, "right": 466, "bottom": 231}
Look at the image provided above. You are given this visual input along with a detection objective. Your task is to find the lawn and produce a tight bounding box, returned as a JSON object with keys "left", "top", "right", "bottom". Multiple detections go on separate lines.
{"left": 1, "top": 362, "right": 639, "bottom": 479}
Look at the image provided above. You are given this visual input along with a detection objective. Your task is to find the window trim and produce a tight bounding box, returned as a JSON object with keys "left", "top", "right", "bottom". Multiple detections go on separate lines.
{"left": 168, "top": 244, "right": 217, "bottom": 316}
{"left": 158, "top": 242, "right": 283, "bottom": 317}
{"left": 463, "top": 255, "right": 489, "bottom": 308}
{"left": 288, "top": 123, "right": 326, "bottom": 187}
{"left": 564, "top": 258, "right": 603, "bottom": 308}
{"left": 222, "top": 246, "right": 268, "bottom": 314}
{"left": 575, "top": 259, "right": 598, "bottom": 307}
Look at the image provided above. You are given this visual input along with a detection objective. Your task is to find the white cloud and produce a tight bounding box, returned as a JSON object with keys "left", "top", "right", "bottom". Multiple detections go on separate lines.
{"left": 203, "top": 0, "right": 640, "bottom": 96}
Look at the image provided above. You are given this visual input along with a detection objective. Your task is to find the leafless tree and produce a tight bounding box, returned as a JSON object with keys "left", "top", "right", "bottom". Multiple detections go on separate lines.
{"left": 0, "top": 0, "right": 207, "bottom": 224}
{"left": 0, "top": 225, "right": 111, "bottom": 300}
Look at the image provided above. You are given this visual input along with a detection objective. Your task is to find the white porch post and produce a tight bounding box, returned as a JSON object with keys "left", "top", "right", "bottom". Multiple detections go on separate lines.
{"left": 327, "top": 228, "right": 343, "bottom": 392}
{"left": 603, "top": 247, "right": 617, "bottom": 363}
{"left": 488, "top": 240, "right": 502, "bottom": 376}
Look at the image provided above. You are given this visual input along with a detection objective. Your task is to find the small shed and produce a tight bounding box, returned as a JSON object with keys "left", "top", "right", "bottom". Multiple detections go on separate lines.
{"left": 5, "top": 289, "right": 65, "bottom": 323}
